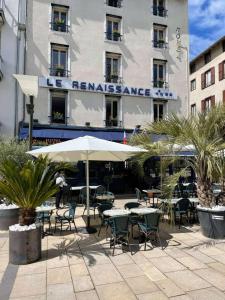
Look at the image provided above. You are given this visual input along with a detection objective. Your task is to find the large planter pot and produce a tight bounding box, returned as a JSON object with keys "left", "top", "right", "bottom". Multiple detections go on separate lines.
{"left": 0, "top": 207, "right": 19, "bottom": 230}
{"left": 9, "top": 224, "right": 42, "bottom": 265}
{"left": 197, "top": 208, "right": 225, "bottom": 239}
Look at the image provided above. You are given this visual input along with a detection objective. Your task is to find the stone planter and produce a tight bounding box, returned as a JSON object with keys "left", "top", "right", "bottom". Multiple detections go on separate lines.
{"left": 0, "top": 207, "right": 19, "bottom": 230}
{"left": 9, "top": 224, "right": 42, "bottom": 265}
{"left": 197, "top": 207, "right": 225, "bottom": 239}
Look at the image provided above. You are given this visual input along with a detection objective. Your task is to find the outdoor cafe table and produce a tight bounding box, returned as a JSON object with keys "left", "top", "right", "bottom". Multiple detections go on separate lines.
{"left": 96, "top": 194, "right": 114, "bottom": 202}
{"left": 103, "top": 209, "right": 131, "bottom": 217}
{"left": 158, "top": 198, "right": 199, "bottom": 205}
{"left": 142, "top": 189, "right": 161, "bottom": 206}
{"left": 129, "top": 207, "right": 159, "bottom": 215}
{"left": 70, "top": 185, "right": 100, "bottom": 191}
{"left": 36, "top": 206, "right": 55, "bottom": 237}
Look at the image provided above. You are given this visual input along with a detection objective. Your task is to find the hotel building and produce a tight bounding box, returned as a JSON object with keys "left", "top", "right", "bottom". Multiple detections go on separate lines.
{"left": 18, "top": 0, "right": 189, "bottom": 143}
{"left": 190, "top": 36, "right": 225, "bottom": 114}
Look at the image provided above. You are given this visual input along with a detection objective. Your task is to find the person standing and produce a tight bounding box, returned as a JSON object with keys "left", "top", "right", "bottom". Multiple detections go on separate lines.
{"left": 55, "top": 171, "right": 68, "bottom": 209}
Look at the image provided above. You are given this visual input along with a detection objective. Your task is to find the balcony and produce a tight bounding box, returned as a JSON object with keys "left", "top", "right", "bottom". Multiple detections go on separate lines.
{"left": 153, "top": 80, "right": 168, "bottom": 89}
{"left": 49, "top": 67, "right": 70, "bottom": 77}
{"left": 0, "top": 56, "right": 3, "bottom": 81}
{"left": 104, "top": 120, "right": 123, "bottom": 127}
{"left": 152, "top": 5, "right": 167, "bottom": 17}
{"left": 152, "top": 40, "right": 168, "bottom": 49}
{"left": 106, "top": 0, "right": 122, "bottom": 8}
{"left": 49, "top": 114, "right": 67, "bottom": 125}
{"left": 0, "top": 0, "right": 5, "bottom": 27}
{"left": 50, "top": 22, "right": 69, "bottom": 33}
{"left": 105, "top": 74, "right": 122, "bottom": 84}
{"left": 105, "top": 31, "right": 122, "bottom": 42}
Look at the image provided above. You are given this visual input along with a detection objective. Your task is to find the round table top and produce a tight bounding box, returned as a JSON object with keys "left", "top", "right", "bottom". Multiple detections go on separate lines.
{"left": 142, "top": 189, "right": 161, "bottom": 194}
{"left": 36, "top": 206, "right": 55, "bottom": 213}
{"left": 130, "top": 207, "right": 159, "bottom": 215}
{"left": 103, "top": 209, "right": 131, "bottom": 217}
{"left": 96, "top": 194, "right": 114, "bottom": 201}
{"left": 158, "top": 198, "right": 199, "bottom": 204}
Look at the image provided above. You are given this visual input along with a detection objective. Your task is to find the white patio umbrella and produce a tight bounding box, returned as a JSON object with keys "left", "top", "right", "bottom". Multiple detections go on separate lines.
{"left": 27, "top": 136, "right": 146, "bottom": 232}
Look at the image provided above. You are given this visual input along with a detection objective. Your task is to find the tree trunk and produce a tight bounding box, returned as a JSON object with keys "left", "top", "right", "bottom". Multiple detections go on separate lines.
{"left": 197, "top": 180, "right": 215, "bottom": 208}
{"left": 19, "top": 208, "right": 36, "bottom": 226}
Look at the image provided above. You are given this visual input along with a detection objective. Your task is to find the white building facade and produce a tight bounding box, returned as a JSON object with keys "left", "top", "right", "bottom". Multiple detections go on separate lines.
{"left": 0, "top": 0, "right": 26, "bottom": 137}
{"left": 14, "top": 0, "right": 188, "bottom": 142}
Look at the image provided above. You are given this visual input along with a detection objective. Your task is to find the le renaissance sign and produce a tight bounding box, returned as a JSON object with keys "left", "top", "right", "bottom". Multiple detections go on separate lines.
{"left": 39, "top": 77, "right": 177, "bottom": 100}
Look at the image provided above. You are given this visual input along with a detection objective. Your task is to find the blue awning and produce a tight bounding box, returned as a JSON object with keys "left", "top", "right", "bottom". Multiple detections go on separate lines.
{"left": 20, "top": 127, "right": 128, "bottom": 142}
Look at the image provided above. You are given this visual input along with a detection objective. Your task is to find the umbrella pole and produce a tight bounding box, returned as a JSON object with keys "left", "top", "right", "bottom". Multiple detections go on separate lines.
{"left": 86, "top": 156, "right": 97, "bottom": 234}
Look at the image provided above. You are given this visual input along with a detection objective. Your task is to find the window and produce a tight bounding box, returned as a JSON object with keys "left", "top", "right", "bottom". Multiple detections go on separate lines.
{"left": 106, "top": 0, "right": 122, "bottom": 8}
{"left": 201, "top": 96, "right": 215, "bottom": 113}
{"left": 153, "top": 59, "right": 167, "bottom": 88}
{"left": 105, "top": 52, "right": 121, "bottom": 83}
{"left": 201, "top": 68, "right": 215, "bottom": 89}
{"left": 50, "top": 44, "right": 69, "bottom": 77}
{"left": 191, "top": 104, "right": 196, "bottom": 115}
{"left": 204, "top": 51, "right": 211, "bottom": 64}
{"left": 51, "top": 4, "right": 69, "bottom": 33}
{"left": 50, "top": 91, "right": 67, "bottom": 124}
{"left": 205, "top": 70, "right": 211, "bottom": 87}
{"left": 106, "top": 15, "right": 122, "bottom": 41}
{"left": 153, "top": 0, "right": 167, "bottom": 17}
{"left": 153, "top": 24, "right": 167, "bottom": 48}
{"left": 154, "top": 102, "right": 164, "bottom": 122}
{"left": 190, "top": 79, "right": 196, "bottom": 91}
{"left": 205, "top": 98, "right": 211, "bottom": 112}
{"left": 190, "top": 63, "right": 196, "bottom": 74}
{"left": 219, "top": 60, "right": 225, "bottom": 81}
{"left": 105, "top": 96, "right": 120, "bottom": 127}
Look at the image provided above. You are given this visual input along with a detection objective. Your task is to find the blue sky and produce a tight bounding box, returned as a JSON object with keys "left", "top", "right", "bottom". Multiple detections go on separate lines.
{"left": 189, "top": 0, "right": 225, "bottom": 59}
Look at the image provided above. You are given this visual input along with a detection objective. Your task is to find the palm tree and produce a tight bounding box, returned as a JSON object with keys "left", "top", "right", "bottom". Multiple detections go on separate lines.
{"left": 138, "top": 105, "right": 225, "bottom": 208}
{"left": 0, "top": 156, "right": 60, "bottom": 226}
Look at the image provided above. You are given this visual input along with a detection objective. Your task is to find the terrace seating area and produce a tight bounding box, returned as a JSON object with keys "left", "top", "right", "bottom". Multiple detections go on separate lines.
{"left": 1, "top": 198, "right": 225, "bottom": 300}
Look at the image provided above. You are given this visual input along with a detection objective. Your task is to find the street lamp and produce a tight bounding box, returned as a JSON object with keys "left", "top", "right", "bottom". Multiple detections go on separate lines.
{"left": 13, "top": 74, "right": 38, "bottom": 150}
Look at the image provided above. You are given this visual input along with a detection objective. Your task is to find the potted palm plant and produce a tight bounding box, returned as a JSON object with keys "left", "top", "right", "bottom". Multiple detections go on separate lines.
{"left": 0, "top": 156, "right": 59, "bottom": 264}
{"left": 145, "top": 105, "right": 225, "bottom": 238}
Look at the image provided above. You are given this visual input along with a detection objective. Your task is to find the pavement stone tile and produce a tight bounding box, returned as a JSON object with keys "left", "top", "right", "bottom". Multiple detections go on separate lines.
{"left": 150, "top": 256, "right": 186, "bottom": 273}
{"left": 198, "top": 246, "right": 224, "bottom": 257}
{"left": 139, "top": 263, "right": 166, "bottom": 281}
{"left": 129, "top": 252, "right": 149, "bottom": 265}
{"left": 47, "top": 282, "right": 76, "bottom": 300}
{"left": 142, "top": 248, "right": 168, "bottom": 259}
{"left": 70, "top": 263, "right": 89, "bottom": 277}
{"left": 9, "top": 296, "right": 46, "bottom": 300}
{"left": 110, "top": 253, "right": 134, "bottom": 266}
{"left": 47, "top": 254, "right": 69, "bottom": 269}
{"left": 10, "top": 273, "right": 46, "bottom": 298}
{"left": 17, "top": 260, "right": 46, "bottom": 276}
{"left": 72, "top": 275, "right": 94, "bottom": 293}
{"left": 47, "top": 266, "right": 72, "bottom": 285}
{"left": 176, "top": 256, "right": 207, "bottom": 270}
{"left": 96, "top": 281, "right": 136, "bottom": 300}
{"left": 164, "top": 248, "right": 188, "bottom": 258}
{"left": 76, "top": 290, "right": 99, "bottom": 300}
{"left": 126, "top": 275, "right": 159, "bottom": 295}
{"left": 88, "top": 263, "right": 123, "bottom": 285}
{"left": 187, "top": 287, "right": 225, "bottom": 300}
{"left": 170, "top": 296, "right": 192, "bottom": 300}
{"left": 208, "top": 262, "right": 225, "bottom": 275}
{"left": 183, "top": 249, "right": 215, "bottom": 263}
{"left": 0, "top": 254, "right": 9, "bottom": 272}
{"left": 195, "top": 268, "right": 225, "bottom": 291}
{"left": 213, "top": 254, "right": 225, "bottom": 265}
{"left": 137, "top": 291, "right": 168, "bottom": 299}
{"left": 117, "top": 263, "right": 144, "bottom": 278}
{"left": 156, "top": 278, "right": 185, "bottom": 297}
{"left": 82, "top": 249, "right": 111, "bottom": 266}
{"left": 166, "top": 270, "right": 211, "bottom": 292}
{"left": 0, "top": 271, "right": 3, "bottom": 283}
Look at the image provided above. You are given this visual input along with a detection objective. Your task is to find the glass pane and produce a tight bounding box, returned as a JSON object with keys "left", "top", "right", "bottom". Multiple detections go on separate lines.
{"left": 113, "top": 22, "right": 119, "bottom": 31}
{"left": 159, "top": 104, "right": 164, "bottom": 119}
{"left": 61, "top": 12, "right": 67, "bottom": 23}
{"left": 113, "top": 101, "right": 118, "bottom": 118}
{"left": 106, "top": 57, "right": 111, "bottom": 77}
{"left": 52, "top": 95, "right": 66, "bottom": 124}
{"left": 154, "top": 104, "right": 158, "bottom": 122}
{"left": 107, "top": 20, "right": 112, "bottom": 40}
{"left": 52, "top": 49, "right": 59, "bottom": 66}
{"left": 159, "top": 65, "right": 164, "bottom": 79}
{"left": 113, "top": 59, "right": 118, "bottom": 75}
{"left": 60, "top": 51, "right": 66, "bottom": 68}
{"left": 159, "top": 30, "right": 164, "bottom": 40}
{"left": 53, "top": 11, "right": 59, "bottom": 21}
{"left": 106, "top": 101, "right": 112, "bottom": 122}
{"left": 153, "top": 64, "right": 158, "bottom": 81}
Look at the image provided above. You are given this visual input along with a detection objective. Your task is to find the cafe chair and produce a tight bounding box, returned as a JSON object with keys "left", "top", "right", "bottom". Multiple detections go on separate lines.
{"left": 54, "top": 202, "right": 77, "bottom": 234}
{"left": 135, "top": 188, "right": 149, "bottom": 205}
{"left": 97, "top": 202, "right": 113, "bottom": 236}
{"left": 138, "top": 213, "right": 162, "bottom": 250}
{"left": 174, "top": 198, "right": 191, "bottom": 229}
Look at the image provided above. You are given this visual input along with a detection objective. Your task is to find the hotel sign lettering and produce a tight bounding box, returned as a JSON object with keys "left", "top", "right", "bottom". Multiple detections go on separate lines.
{"left": 39, "top": 77, "right": 177, "bottom": 100}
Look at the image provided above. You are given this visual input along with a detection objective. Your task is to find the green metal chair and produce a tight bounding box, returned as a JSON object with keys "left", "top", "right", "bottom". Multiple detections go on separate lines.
{"left": 135, "top": 188, "right": 149, "bottom": 205}
{"left": 97, "top": 202, "right": 113, "bottom": 236}
{"left": 108, "top": 215, "right": 130, "bottom": 255}
{"left": 54, "top": 202, "right": 77, "bottom": 234}
{"left": 174, "top": 198, "right": 191, "bottom": 229}
{"left": 138, "top": 213, "right": 162, "bottom": 250}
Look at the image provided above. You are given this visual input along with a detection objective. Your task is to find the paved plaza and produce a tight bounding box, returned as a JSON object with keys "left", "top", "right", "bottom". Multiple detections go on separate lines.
{"left": 1, "top": 199, "right": 225, "bottom": 300}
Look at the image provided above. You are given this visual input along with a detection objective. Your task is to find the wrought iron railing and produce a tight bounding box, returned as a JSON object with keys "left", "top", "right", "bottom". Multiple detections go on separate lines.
{"left": 152, "top": 40, "right": 168, "bottom": 49}
{"left": 104, "top": 120, "right": 123, "bottom": 127}
{"left": 49, "top": 67, "right": 70, "bottom": 77}
{"left": 152, "top": 5, "right": 167, "bottom": 17}
{"left": 105, "top": 74, "right": 122, "bottom": 84}
{"left": 105, "top": 32, "right": 122, "bottom": 42}
{"left": 106, "top": 0, "right": 122, "bottom": 8}
{"left": 153, "top": 80, "right": 168, "bottom": 89}
{"left": 50, "top": 22, "right": 70, "bottom": 33}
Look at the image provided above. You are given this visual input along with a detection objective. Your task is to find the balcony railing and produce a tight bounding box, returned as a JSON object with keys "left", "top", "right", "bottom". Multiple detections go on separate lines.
{"left": 153, "top": 80, "right": 168, "bottom": 89}
{"left": 104, "top": 120, "right": 123, "bottom": 127}
{"left": 49, "top": 67, "right": 70, "bottom": 77}
{"left": 50, "top": 22, "right": 69, "bottom": 33}
{"left": 105, "top": 31, "right": 122, "bottom": 42}
{"left": 49, "top": 114, "right": 67, "bottom": 125}
{"left": 0, "top": 0, "right": 5, "bottom": 26}
{"left": 0, "top": 56, "right": 3, "bottom": 81}
{"left": 106, "top": 0, "right": 122, "bottom": 8}
{"left": 152, "top": 40, "right": 168, "bottom": 49}
{"left": 105, "top": 74, "right": 122, "bottom": 84}
{"left": 152, "top": 5, "right": 167, "bottom": 17}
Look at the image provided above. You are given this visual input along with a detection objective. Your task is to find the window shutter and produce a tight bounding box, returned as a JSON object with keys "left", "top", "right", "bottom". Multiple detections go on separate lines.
{"left": 211, "top": 67, "right": 215, "bottom": 84}
{"left": 201, "top": 73, "right": 205, "bottom": 89}
{"left": 211, "top": 95, "right": 215, "bottom": 107}
{"left": 219, "top": 62, "right": 224, "bottom": 81}
{"left": 201, "top": 99, "right": 206, "bottom": 112}
{"left": 223, "top": 90, "right": 225, "bottom": 104}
